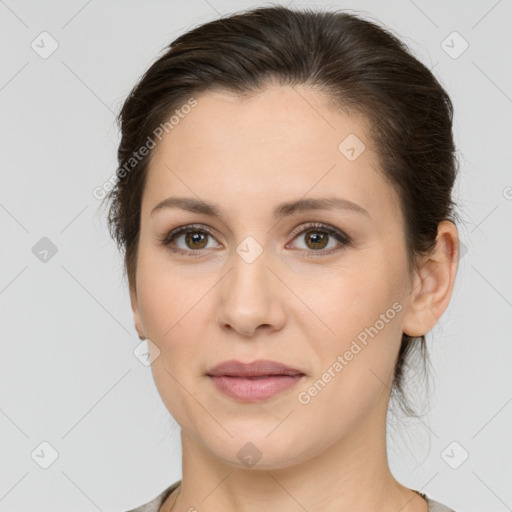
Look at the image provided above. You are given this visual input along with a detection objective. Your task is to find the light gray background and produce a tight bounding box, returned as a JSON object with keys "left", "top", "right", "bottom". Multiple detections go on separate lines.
{"left": 1, "top": 0, "right": 511, "bottom": 511}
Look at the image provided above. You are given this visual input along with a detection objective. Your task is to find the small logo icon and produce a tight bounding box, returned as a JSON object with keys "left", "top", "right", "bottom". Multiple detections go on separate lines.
{"left": 32, "top": 237, "right": 58, "bottom": 263}
{"left": 236, "top": 236, "right": 263, "bottom": 264}
{"left": 31, "top": 31, "right": 59, "bottom": 59}
{"left": 31, "top": 441, "right": 59, "bottom": 469}
{"left": 441, "top": 31, "right": 469, "bottom": 59}
{"left": 237, "top": 442, "right": 262, "bottom": 467}
{"left": 441, "top": 440, "right": 469, "bottom": 469}
{"left": 459, "top": 240, "right": 468, "bottom": 260}
{"left": 133, "top": 339, "right": 161, "bottom": 366}
{"left": 338, "top": 133, "right": 366, "bottom": 161}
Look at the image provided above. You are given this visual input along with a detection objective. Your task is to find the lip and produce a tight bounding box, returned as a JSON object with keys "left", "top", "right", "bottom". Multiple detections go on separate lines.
{"left": 206, "top": 359, "right": 304, "bottom": 377}
{"left": 206, "top": 359, "right": 305, "bottom": 402}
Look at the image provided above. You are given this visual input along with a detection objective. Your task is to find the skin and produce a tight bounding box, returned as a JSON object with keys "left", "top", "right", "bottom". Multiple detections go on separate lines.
{"left": 129, "top": 84, "right": 459, "bottom": 512}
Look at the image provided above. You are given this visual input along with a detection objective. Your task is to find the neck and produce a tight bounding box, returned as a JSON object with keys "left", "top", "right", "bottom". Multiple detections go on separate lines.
{"left": 164, "top": 397, "right": 427, "bottom": 512}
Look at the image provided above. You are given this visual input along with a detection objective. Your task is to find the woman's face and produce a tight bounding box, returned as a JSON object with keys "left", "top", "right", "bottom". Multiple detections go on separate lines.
{"left": 131, "top": 85, "right": 419, "bottom": 468}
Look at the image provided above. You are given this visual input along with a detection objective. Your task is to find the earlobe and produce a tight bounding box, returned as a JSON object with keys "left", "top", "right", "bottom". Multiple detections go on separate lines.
{"left": 130, "top": 288, "right": 146, "bottom": 340}
{"left": 402, "top": 221, "right": 459, "bottom": 338}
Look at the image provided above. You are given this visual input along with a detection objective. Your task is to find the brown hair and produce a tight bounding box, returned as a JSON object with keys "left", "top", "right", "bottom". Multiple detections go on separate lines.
{"left": 102, "top": 5, "right": 460, "bottom": 417}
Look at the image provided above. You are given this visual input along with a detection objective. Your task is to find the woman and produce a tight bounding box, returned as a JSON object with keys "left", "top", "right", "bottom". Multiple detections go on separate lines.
{"left": 104, "top": 5, "right": 460, "bottom": 511}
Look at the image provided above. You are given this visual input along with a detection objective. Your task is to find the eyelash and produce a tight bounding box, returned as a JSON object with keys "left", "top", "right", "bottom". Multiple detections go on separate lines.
{"left": 158, "top": 222, "right": 352, "bottom": 258}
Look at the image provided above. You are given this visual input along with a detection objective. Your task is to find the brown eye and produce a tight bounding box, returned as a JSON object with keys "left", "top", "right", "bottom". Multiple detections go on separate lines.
{"left": 184, "top": 230, "right": 209, "bottom": 250}
{"left": 303, "top": 229, "right": 329, "bottom": 250}
{"left": 160, "top": 222, "right": 351, "bottom": 258}
{"left": 160, "top": 224, "right": 221, "bottom": 256}
{"left": 288, "top": 223, "right": 351, "bottom": 256}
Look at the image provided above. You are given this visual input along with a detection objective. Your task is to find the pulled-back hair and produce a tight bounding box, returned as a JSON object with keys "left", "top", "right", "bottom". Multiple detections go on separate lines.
{"left": 102, "top": 5, "right": 460, "bottom": 418}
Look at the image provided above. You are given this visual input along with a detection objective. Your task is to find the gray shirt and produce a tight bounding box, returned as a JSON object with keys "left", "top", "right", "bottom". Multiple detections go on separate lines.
{"left": 125, "top": 481, "right": 457, "bottom": 512}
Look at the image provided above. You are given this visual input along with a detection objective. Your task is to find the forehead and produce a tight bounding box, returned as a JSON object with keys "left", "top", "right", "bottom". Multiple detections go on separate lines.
{"left": 143, "top": 85, "right": 402, "bottom": 228}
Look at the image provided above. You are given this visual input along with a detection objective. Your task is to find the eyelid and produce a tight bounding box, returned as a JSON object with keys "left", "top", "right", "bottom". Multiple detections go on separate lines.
{"left": 288, "top": 222, "right": 350, "bottom": 243}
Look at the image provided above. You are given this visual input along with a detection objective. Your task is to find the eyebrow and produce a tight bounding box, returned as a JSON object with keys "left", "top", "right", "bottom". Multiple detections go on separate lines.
{"left": 150, "top": 196, "right": 370, "bottom": 219}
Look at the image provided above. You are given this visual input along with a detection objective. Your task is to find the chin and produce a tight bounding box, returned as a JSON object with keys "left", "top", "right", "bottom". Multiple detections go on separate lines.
{"left": 203, "top": 429, "right": 311, "bottom": 470}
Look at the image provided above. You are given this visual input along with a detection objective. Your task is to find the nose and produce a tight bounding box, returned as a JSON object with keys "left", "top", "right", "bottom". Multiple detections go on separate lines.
{"left": 216, "top": 247, "right": 287, "bottom": 338}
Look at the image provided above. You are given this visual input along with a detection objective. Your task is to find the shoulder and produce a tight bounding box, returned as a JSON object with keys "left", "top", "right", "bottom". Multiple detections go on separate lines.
{"left": 124, "top": 480, "right": 181, "bottom": 512}
{"left": 124, "top": 483, "right": 457, "bottom": 512}
{"left": 416, "top": 490, "right": 457, "bottom": 512}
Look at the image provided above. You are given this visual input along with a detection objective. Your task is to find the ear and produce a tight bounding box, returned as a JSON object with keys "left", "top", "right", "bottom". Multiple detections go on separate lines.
{"left": 402, "top": 220, "right": 460, "bottom": 337}
{"left": 130, "top": 287, "right": 146, "bottom": 340}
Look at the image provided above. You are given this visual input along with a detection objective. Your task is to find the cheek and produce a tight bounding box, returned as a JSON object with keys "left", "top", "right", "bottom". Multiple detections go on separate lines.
{"left": 302, "top": 260, "right": 400, "bottom": 335}
{"left": 149, "top": 361, "right": 200, "bottom": 436}
{"left": 297, "top": 286, "right": 404, "bottom": 433}
{"left": 135, "top": 246, "right": 195, "bottom": 338}
{"left": 304, "top": 259, "right": 405, "bottom": 389}
{"left": 135, "top": 254, "right": 213, "bottom": 380}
